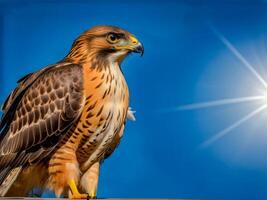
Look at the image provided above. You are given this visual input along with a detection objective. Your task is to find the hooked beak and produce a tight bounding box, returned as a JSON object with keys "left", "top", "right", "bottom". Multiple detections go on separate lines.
{"left": 132, "top": 42, "right": 144, "bottom": 56}
{"left": 115, "top": 35, "right": 144, "bottom": 56}
{"left": 129, "top": 35, "right": 144, "bottom": 56}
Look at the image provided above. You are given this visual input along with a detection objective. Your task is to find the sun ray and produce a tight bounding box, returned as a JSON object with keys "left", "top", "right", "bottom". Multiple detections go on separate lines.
{"left": 172, "top": 27, "right": 267, "bottom": 148}
{"left": 199, "top": 104, "right": 267, "bottom": 148}
{"left": 212, "top": 28, "right": 267, "bottom": 89}
{"left": 178, "top": 96, "right": 265, "bottom": 110}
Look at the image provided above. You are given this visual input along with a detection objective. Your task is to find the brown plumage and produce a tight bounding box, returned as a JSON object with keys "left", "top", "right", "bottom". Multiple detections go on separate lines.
{"left": 0, "top": 25, "right": 143, "bottom": 198}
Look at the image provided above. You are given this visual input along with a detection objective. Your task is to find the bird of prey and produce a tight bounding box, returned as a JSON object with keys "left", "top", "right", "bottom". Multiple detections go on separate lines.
{"left": 0, "top": 25, "right": 143, "bottom": 198}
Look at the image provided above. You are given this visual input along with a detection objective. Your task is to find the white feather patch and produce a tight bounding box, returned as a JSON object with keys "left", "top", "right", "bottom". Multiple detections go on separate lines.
{"left": 127, "top": 107, "right": 136, "bottom": 121}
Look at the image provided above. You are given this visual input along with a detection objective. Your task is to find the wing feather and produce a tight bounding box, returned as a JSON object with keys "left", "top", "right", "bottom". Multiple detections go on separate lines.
{"left": 0, "top": 62, "right": 84, "bottom": 171}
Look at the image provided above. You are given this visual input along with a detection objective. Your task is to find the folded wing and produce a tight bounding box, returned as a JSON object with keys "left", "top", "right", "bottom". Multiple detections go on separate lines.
{"left": 0, "top": 63, "right": 84, "bottom": 180}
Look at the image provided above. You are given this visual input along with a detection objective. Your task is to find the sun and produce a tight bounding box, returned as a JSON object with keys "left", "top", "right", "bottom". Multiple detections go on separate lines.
{"left": 177, "top": 27, "right": 267, "bottom": 149}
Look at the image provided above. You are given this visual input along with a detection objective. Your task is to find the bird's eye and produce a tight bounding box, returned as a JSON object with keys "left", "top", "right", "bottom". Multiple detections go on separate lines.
{"left": 107, "top": 33, "right": 119, "bottom": 43}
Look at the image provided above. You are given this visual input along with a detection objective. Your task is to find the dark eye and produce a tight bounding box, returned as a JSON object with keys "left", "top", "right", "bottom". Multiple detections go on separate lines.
{"left": 107, "top": 33, "right": 119, "bottom": 43}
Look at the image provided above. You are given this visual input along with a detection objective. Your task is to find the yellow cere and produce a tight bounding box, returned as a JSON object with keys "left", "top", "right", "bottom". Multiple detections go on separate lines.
{"left": 129, "top": 35, "right": 138, "bottom": 45}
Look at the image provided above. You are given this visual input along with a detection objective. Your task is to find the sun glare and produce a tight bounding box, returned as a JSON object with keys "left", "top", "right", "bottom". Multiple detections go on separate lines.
{"left": 178, "top": 28, "right": 267, "bottom": 148}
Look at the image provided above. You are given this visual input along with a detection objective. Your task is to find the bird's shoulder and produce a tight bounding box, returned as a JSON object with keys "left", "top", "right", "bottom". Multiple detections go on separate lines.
{"left": 2, "top": 62, "right": 83, "bottom": 115}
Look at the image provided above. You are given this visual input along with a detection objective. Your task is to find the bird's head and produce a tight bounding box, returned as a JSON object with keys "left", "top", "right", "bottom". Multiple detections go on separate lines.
{"left": 66, "top": 25, "right": 144, "bottom": 64}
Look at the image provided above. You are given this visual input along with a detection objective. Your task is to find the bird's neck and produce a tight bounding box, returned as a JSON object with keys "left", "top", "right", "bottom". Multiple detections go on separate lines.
{"left": 64, "top": 47, "right": 91, "bottom": 64}
{"left": 64, "top": 53, "right": 119, "bottom": 70}
{"left": 64, "top": 48, "right": 125, "bottom": 72}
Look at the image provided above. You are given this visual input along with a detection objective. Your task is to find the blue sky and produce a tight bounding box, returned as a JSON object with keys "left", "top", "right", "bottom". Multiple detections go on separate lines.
{"left": 1, "top": 0, "right": 267, "bottom": 199}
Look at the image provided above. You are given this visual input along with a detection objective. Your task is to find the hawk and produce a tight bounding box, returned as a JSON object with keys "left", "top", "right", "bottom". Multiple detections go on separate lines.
{"left": 0, "top": 25, "right": 143, "bottom": 198}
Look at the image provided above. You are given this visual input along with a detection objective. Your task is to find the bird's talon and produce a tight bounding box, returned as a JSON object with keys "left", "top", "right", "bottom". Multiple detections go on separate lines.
{"left": 69, "top": 179, "right": 89, "bottom": 199}
{"left": 88, "top": 195, "right": 97, "bottom": 199}
{"left": 69, "top": 193, "right": 89, "bottom": 199}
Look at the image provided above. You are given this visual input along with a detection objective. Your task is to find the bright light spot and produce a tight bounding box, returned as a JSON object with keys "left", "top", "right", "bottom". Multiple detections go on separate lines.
{"left": 177, "top": 28, "right": 267, "bottom": 149}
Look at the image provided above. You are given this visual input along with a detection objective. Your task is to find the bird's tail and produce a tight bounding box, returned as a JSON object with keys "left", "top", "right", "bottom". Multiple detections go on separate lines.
{"left": 0, "top": 167, "right": 22, "bottom": 196}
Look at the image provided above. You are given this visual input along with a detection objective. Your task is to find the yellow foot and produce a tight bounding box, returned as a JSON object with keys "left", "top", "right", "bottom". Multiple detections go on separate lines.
{"left": 68, "top": 179, "right": 89, "bottom": 199}
{"left": 69, "top": 192, "right": 89, "bottom": 199}
{"left": 88, "top": 192, "right": 97, "bottom": 199}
